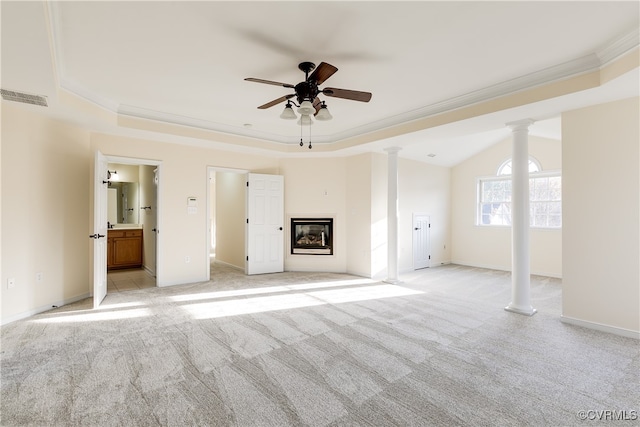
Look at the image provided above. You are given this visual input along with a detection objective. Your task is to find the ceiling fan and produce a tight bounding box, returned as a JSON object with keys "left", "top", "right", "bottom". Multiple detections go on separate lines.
{"left": 244, "top": 61, "right": 372, "bottom": 115}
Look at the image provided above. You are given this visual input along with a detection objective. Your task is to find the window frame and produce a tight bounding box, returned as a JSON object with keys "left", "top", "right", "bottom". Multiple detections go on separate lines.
{"left": 476, "top": 169, "right": 562, "bottom": 230}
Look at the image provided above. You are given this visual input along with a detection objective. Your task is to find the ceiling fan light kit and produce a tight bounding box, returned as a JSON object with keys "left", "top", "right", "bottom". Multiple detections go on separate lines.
{"left": 279, "top": 101, "right": 297, "bottom": 120}
{"left": 297, "top": 100, "right": 316, "bottom": 116}
{"left": 245, "top": 61, "right": 372, "bottom": 149}
{"left": 297, "top": 115, "right": 314, "bottom": 126}
{"left": 315, "top": 102, "right": 332, "bottom": 121}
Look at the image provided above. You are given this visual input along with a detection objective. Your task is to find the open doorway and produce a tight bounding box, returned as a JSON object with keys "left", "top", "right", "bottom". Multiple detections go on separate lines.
{"left": 206, "top": 167, "right": 248, "bottom": 280}
{"left": 104, "top": 156, "right": 161, "bottom": 293}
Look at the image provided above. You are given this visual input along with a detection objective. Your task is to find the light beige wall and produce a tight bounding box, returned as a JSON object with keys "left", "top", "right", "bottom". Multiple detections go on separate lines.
{"left": 108, "top": 163, "right": 139, "bottom": 183}
{"left": 451, "top": 135, "right": 562, "bottom": 277}
{"left": 280, "top": 157, "right": 348, "bottom": 272}
{"left": 91, "top": 133, "right": 280, "bottom": 286}
{"left": 398, "top": 157, "right": 451, "bottom": 271}
{"left": 215, "top": 171, "right": 246, "bottom": 268}
{"left": 1, "top": 104, "right": 457, "bottom": 322}
{"left": 1, "top": 104, "right": 91, "bottom": 323}
{"left": 346, "top": 153, "right": 373, "bottom": 277}
{"left": 562, "top": 97, "right": 639, "bottom": 335}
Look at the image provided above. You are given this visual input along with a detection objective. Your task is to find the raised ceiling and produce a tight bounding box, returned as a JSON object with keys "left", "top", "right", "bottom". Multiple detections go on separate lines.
{"left": 2, "top": 1, "right": 639, "bottom": 166}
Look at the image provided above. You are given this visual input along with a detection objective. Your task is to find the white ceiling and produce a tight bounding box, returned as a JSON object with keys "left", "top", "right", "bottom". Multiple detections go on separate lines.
{"left": 2, "top": 1, "right": 639, "bottom": 166}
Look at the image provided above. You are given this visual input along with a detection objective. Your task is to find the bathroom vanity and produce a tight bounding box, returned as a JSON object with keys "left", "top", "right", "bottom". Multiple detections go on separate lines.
{"left": 107, "top": 228, "right": 143, "bottom": 270}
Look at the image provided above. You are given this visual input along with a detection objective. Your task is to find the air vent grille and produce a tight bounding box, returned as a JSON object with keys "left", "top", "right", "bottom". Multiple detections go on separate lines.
{"left": 1, "top": 89, "right": 48, "bottom": 107}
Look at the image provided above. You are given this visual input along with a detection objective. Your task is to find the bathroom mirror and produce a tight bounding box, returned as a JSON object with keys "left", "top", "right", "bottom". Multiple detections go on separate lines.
{"left": 107, "top": 182, "right": 139, "bottom": 225}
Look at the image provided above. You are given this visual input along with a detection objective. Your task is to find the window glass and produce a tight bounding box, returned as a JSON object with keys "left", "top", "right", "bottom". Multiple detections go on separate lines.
{"left": 478, "top": 157, "right": 561, "bottom": 228}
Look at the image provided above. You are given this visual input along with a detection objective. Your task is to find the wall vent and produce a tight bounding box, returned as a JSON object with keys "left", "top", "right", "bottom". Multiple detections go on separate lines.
{"left": 1, "top": 89, "right": 48, "bottom": 107}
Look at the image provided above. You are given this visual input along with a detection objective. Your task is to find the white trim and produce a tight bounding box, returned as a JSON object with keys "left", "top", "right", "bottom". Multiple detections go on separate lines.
{"left": 450, "top": 261, "right": 562, "bottom": 279}
{"left": 1, "top": 293, "right": 90, "bottom": 326}
{"left": 596, "top": 27, "right": 640, "bottom": 66}
{"left": 143, "top": 265, "right": 155, "bottom": 277}
{"left": 561, "top": 315, "right": 640, "bottom": 340}
{"left": 212, "top": 259, "right": 244, "bottom": 271}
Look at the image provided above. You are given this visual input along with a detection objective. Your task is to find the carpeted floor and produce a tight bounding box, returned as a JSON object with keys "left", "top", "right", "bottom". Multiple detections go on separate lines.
{"left": 1, "top": 264, "right": 638, "bottom": 426}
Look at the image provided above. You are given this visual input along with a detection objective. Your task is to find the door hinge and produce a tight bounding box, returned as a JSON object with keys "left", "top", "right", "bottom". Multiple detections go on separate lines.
{"left": 246, "top": 181, "right": 249, "bottom": 187}
{"left": 429, "top": 255, "right": 431, "bottom": 260}
{"left": 246, "top": 256, "right": 249, "bottom": 261}
{"left": 246, "top": 218, "right": 249, "bottom": 224}
{"left": 429, "top": 223, "right": 431, "bottom": 228}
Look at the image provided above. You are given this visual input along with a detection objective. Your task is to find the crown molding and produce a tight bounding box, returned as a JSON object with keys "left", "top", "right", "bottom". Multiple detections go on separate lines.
{"left": 117, "top": 104, "right": 334, "bottom": 146}
{"left": 45, "top": 3, "right": 639, "bottom": 149}
{"left": 597, "top": 26, "right": 640, "bottom": 66}
{"left": 60, "top": 78, "right": 120, "bottom": 113}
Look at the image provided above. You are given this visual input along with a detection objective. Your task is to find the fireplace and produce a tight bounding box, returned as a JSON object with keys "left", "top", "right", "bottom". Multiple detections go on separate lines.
{"left": 291, "top": 218, "right": 333, "bottom": 255}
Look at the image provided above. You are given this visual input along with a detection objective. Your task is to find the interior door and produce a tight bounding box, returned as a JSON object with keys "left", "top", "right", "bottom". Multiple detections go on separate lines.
{"left": 246, "top": 173, "right": 284, "bottom": 275}
{"left": 92, "top": 150, "right": 109, "bottom": 308}
{"left": 413, "top": 213, "right": 430, "bottom": 270}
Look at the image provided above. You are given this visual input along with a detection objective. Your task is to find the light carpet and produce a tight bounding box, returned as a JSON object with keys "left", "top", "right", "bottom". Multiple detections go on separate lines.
{"left": 1, "top": 264, "right": 638, "bottom": 426}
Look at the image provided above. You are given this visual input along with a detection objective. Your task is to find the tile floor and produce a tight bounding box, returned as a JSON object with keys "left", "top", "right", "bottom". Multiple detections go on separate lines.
{"left": 107, "top": 268, "right": 156, "bottom": 293}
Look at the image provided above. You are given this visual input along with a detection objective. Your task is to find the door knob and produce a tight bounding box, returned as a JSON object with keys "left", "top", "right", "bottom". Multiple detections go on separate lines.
{"left": 414, "top": 227, "right": 420, "bottom": 230}
{"left": 89, "top": 234, "right": 105, "bottom": 239}
{"left": 279, "top": 227, "right": 283, "bottom": 231}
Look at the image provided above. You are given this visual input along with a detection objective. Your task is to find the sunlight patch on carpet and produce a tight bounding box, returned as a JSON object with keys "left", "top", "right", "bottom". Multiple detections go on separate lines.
{"left": 183, "top": 284, "right": 423, "bottom": 320}
{"left": 32, "top": 308, "right": 151, "bottom": 323}
{"left": 169, "top": 278, "right": 377, "bottom": 303}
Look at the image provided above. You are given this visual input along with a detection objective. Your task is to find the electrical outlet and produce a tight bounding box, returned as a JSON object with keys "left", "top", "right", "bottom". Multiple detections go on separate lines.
{"left": 7, "top": 278, "right": 16, "bottom": 289}
{"left": 36, "top": 272, "right": 43, "bottom": 283}
{"left": 184, "top": 256, "right": 191, "bottom": 263}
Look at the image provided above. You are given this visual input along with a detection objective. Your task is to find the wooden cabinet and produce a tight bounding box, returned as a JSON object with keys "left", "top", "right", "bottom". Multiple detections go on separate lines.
{"left": 108, "top": 229, "right": 143, "bottom": 270}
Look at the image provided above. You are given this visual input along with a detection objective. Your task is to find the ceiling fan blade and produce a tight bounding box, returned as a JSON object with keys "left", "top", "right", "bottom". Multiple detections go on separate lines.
{"left": 257, "top": 94, "right": 294, "bottom": 109}
{"left": 312, "top": 97, "right": 322, "bottom": 115}
{"left": 323, "top": 87, "right": 372, "bottom": 102}
{"left": 245, "top": 78, "right": 295, "bottom": 89}
{"left": 309, "top": 62, "right": 338, "bottom": 85}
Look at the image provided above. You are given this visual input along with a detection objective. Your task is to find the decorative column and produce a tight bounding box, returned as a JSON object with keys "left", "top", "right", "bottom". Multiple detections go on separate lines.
{"left": 384, "top": 147, "right": 401, "bottom": 284}
{"left": 505, "top": 119, "right": 537, "bottom": 316}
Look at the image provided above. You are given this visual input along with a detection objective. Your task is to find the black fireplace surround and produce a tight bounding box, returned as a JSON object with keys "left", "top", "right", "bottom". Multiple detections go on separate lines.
{"left": 291, "top": 218, "right": 333, "bottom": 255}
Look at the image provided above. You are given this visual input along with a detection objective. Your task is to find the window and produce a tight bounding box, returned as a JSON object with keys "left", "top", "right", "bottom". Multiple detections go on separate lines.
{"left": 497, "top": 158, "right": 540, "bottom": 175}
{"left": 478, "top": 157, "right": 561, "bottom": 228}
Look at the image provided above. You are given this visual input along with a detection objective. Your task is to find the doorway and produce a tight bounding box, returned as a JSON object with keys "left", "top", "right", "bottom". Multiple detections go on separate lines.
{"left": 206, "top": 167, "right": 248, "bottom": 280}
{"left": 206, "top": 168, "right": 285, "bottom": 279}
{"left": 413, "top": 213, "right": 430, "bottom": 270}
{"left": 103, "top": 156, "right": 161, "bottom": 295}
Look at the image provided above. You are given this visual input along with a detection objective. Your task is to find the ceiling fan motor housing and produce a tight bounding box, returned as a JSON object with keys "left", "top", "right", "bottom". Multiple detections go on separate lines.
{"left": 294, "top": 81, "right": 319, "bottom": 105}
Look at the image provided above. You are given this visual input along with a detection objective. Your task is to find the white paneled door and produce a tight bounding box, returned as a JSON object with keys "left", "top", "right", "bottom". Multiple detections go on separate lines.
{"left": 246, "top": 173, "right": 284, "bottom": 275}
{"left": 413, "top": 213, "right": 430, "bottom": 270}
{"left": 92, "top": 150, "right": 108, "bottom": 308}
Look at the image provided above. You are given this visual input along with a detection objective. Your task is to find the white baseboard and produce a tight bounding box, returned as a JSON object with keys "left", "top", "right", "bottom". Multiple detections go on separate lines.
{"left": 451, "top": 260, "right": 562, "bottom": 279}
{"left": 561, "top": 315, "right": 640, "bottom": 339}
{"left": 143, "top": 265, "right": 156, "bottom": 277}
{"left": 400, "top": 261, "right": 452, "bottom": 275}
{"left": 213, "top": 259, "right": 244, "bottom": 271}
{"left": 1, "top": 293, "right": 91, "bottom": 326}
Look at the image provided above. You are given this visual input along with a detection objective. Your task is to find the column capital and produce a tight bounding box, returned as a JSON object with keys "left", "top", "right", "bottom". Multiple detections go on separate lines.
{"left": 383, "top": 146, "right": 402, "bottom": 155}
{"left": 506, "top": 119, "right": 535, "bottom": 132}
